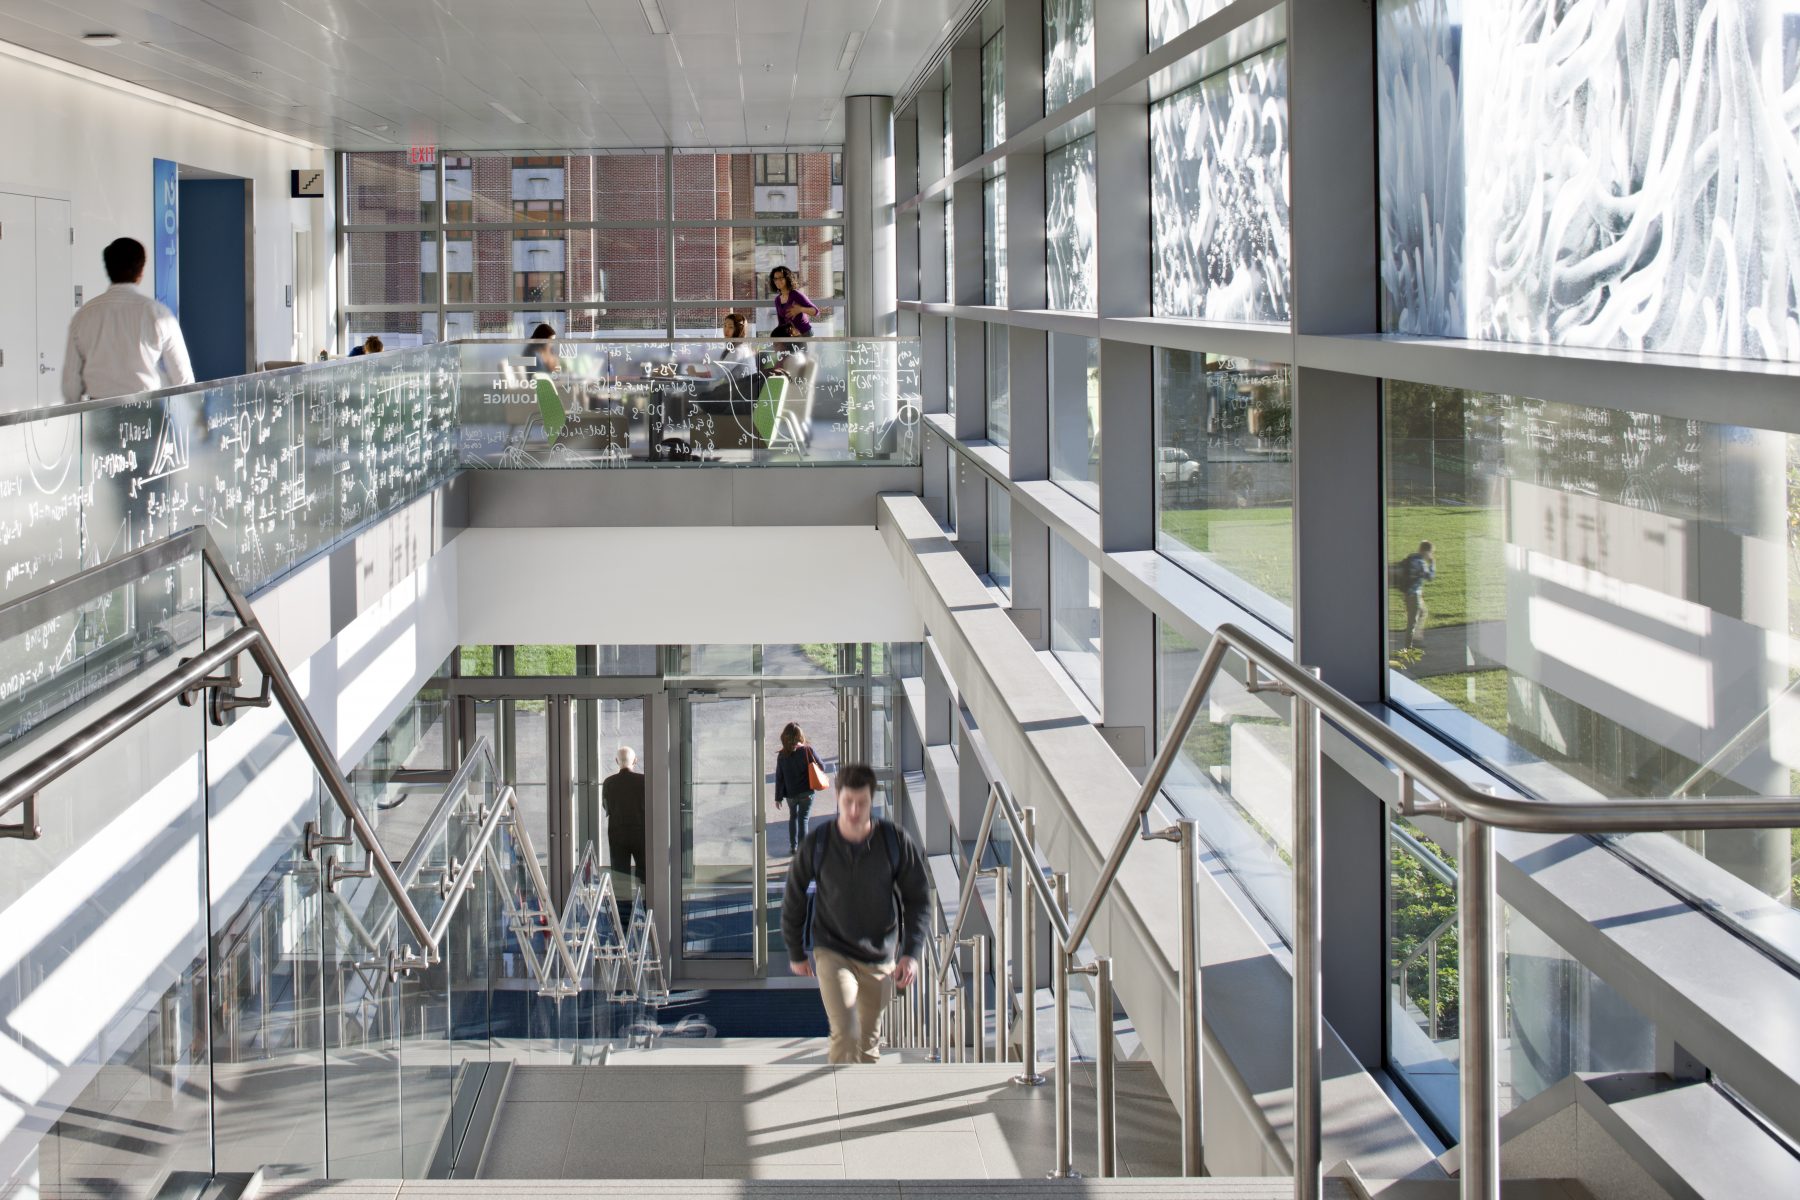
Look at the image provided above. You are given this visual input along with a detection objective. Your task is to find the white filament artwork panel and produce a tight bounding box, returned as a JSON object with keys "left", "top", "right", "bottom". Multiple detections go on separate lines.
{"left": 1151, "top": 45, "right": 1291, "bottom": 324}
{"left": 1047, "top": 136, "right": 1097, "bottom": 311}
{"left": 1378, "top": 0, "right": 1800, "bottom": 361}
{"left": 1044, "top": 0, "right": 1095, "bottom": 111}
{"left": 1149, "top": 0, "right": 1234, "bottom": 50}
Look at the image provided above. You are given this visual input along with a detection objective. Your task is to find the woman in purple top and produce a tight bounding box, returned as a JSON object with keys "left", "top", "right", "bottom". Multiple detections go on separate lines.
{"left": 769, "top": 266, "right": 820, "bottom": 337}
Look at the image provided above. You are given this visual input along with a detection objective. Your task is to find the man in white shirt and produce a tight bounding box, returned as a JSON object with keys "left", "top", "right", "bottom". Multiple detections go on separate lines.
{"left": 61, "top": 237, "right": 194, "bottom": 404}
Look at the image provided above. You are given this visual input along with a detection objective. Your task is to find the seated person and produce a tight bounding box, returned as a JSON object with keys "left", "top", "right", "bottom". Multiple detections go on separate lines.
{"left": 764, "top": 324, "right": 810, "bottom": 380}
{"left": 521, "top": 322, "right": 560, "bottom": 375}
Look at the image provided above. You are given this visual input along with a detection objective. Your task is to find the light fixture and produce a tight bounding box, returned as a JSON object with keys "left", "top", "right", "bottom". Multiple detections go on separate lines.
{"left": 80, "top": 33, "right": 121, "bottom": 47}
{"left": 836, "top": 31, "right": 863, "bottom": 73}
{"left": 639, "top": 0, "right": 669, "bottom": 35}
{"left": 489, "top": 100, "right": 526, "bottom": 124}
{"left": 346, "top": 123, "right": 390, "bottom": 140}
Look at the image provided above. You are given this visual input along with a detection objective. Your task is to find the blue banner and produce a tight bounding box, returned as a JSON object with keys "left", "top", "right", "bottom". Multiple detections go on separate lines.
{"left": 153, "top": 158, "right": 179, "bottom": 316}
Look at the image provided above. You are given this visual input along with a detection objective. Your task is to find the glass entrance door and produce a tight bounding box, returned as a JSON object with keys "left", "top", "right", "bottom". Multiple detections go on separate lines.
{"left": 677, "top": 692, "right": 763, "bottom": 975}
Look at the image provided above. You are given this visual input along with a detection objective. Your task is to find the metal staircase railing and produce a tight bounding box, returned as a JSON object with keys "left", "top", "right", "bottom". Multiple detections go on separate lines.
{"left": 882, "top": 621, "right": 1800, "bottom": 1200}
{"left": 0, "top": 526, "right": 622, "bottom": 998}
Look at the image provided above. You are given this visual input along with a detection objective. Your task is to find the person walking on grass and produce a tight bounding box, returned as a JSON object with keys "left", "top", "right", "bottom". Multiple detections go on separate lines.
{"left": 780, "top": 764, "right": 930, "bottom": 1064}
{"left": 1398, "top": 540, "right": 1436, "bottom": 652}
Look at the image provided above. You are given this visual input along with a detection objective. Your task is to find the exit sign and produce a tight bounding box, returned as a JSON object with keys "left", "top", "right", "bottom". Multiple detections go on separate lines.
{"left": 409, "top": 144, "right": 437, "bottom": 166}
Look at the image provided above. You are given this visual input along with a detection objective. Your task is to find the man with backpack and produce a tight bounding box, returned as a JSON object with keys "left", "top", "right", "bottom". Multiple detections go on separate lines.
{"left": 780, "top": 764, "right": 931, "bottom": 1064}
{"left": 1395, "top": 540, "right": 1436, "bottom": 651}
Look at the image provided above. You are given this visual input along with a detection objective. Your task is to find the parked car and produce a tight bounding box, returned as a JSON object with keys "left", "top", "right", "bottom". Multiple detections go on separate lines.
{"left": 1158, "top": 446, "right": 1201, "bottom": 484}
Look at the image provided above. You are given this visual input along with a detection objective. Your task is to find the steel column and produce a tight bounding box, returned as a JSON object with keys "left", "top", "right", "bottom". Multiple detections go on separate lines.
{"left": 1178, "top": 819, "right": 1205, "bottom": 1176}
{"left": 1459, "top": 820, "right": 1499, "bottom": 1200}
{"left": 1292, "top": 691, "right": 1324, "bottom": 1200}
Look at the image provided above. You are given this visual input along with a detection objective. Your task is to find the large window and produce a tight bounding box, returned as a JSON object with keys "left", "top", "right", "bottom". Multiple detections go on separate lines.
{"left": 1150, "top": 45, "right": 1291, "bottom": 323}
{"left": 1377, "top": 0, "right": 1800, "bottom": 361}
{"left": 983, "top": 174, "right": 1008, "bottom": 306}
{"left": 988, "top": 479, "right": 1012, "bottom": 595}
{"left": 1046, "top": 135, "right": 1096, "bottom": 312}
{"left": 1044, "top": 0, "right": 1095, "bottom": 111}
{"left": 986, "top": 324, "right": 1010, "bottom": 447}
{"left": 342, "top": 149, "right": 843, "bottom": 343}
{"left": 1385, "top": 379, "right": 1800, "bottom": 949}
{"left": 1148, "top": 0, "right": 1233, "bottom": 50}
{"left": 1155, "top": 351, "right": 1294, "bottom": 623}
{"left": 1051, "top": 533, "right": 1102, "bottom": 705}
{"left": 982, "top": 28, "right": 1007, "bottom": 150}
{"left": 1049, "top": 334, "right": 1100, "bottom": 507}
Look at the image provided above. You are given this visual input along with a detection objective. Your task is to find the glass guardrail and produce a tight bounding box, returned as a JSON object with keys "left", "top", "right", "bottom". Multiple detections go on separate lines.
{"left": 455, "top": 336, "right": 923, "bottom": 467}
{"left": 0, "top": 337, "right": 919, "bottom": 750}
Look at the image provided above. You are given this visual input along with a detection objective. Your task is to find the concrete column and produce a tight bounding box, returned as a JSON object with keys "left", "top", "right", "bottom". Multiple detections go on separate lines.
{"left": 1008, "top": 325, "right": 1049, "bottom": 480}
{"left": 1100, "top": 577, "right": 1155, "bottom": 771}
{"left": 1098, "top": 340, "right": 1153, "bottom": 552}
{"left": 1288, "top": 0, "right": 1385, "bottom": 1070}
{"left": 953, "top": 451, "right": 989, "bottom": 572}
{"left": 951, "top": 34, "right": 984, "bottom": 170}
{"left": 895, "top": 101, "right": 921, "bottom": 334}
{"left": 1094, "top": 102, "right": 1150, "bottom": 319}
{"left": 1004, "top": 0, "right": 1047, "bottom": 131}
{"left": 1048, "top": 332, "right": 1093, "bottom": 492}
{"left": 845, "top": 95, "right": 896, "bottom": 336}
{"left": 1010, "top": 506, "right": 1051, "bottom": 650}
{"left": 953, "top": 175, "right": 986, "bottom": 309}
{"left": 953, "top": 306, "right": 986, "bottom": 441}
{"left": 1093, "top": 0, "right": 1149, "bottom": 81}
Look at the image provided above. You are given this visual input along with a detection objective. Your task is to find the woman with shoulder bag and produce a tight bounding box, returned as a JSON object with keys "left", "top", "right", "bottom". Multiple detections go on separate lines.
{"left": 774, "top": 721, "right": 829, "bottom": 853}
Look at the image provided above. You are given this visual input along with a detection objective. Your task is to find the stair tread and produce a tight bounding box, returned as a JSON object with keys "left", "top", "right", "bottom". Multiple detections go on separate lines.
{"left": 256, "top": 1179, "right": 1358, "bottom": 1198}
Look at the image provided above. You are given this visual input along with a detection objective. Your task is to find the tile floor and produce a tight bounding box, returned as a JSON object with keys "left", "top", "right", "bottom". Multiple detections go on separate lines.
{"left": 478, "top": 1062, "right": 1184, "bottom": 1181}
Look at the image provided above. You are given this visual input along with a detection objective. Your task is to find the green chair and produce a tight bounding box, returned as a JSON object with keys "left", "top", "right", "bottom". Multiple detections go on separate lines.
{"left": 536, "top": 377, "right": 566, "bottom": 444}
{"left": 753, "top": 376, "right": 787, "bottom": 446}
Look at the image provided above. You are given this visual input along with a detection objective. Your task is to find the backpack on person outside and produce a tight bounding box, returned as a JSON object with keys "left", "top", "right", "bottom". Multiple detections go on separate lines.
{"left": 1389, "top": 555, "right": 1426, "bottom": 591}
{"left": 801, "top": 820, "right": 902, "bottom": 957}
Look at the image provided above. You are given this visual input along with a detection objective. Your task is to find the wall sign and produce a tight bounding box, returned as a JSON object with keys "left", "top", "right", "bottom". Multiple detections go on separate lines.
{"left": 408, "top": 144, "right": 437, "bottom": 166}
{"left": 291, "top": 168, "right": 325, "bottom": 198}
{"left": 153, "top": 157, "right": 179, "bottom": 316}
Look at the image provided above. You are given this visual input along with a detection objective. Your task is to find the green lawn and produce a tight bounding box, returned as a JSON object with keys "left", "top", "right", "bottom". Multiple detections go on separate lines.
{"left": 1417, "top": 668, "right": 1511, "bottom": 734}
{"left": 1157, "top": 502, "right": 1507, "bottom": 637}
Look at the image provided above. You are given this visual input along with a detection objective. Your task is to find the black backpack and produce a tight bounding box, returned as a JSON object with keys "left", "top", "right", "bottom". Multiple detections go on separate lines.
{"left": 801, "top": 820, "right": 902, "bottom": 955}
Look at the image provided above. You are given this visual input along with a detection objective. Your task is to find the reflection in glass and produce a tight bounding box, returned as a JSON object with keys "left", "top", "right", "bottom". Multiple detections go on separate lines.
{"left": 1049, "top": 334, "right": 1100, "bottom": 507}
{"left": 1383, "top": 379, "right": 1799, "bottom": 953}
{"left": 1151, "top": 44, "right": 1291, "bottom": 323}
{"left": 946, "top": 315, "right": 958, "bottom": 413}
{"left": 944, "top": 82, "right": 955, "bottom": 169}
{"left": 1376, "top": 0, "right": 1800, "bottom": 361}
{"left": 1148, "top": 0, "right": 1232, "bottom": 50}
{"left": 1156, "top": 623, "right": 1293, "bottom": 940}
{"left": 680, "top": 694, "right": 758, "bottom": 958}
{"left": 984, "top": 174, "right": 1008, "bottom": 307}
{"left": 945, "top": 194, "right": 957, "bottom": 302}
{"left": 1046, "top": 136, "right": 1097, "bottom": 312}
{"left": 988, "top": 479, "right": 1012, "bottom": 595}
{"left": 1155, "top": 351, "right": 1293, "bottom": 622}
{"left": 986, "top": 323, "right": 1010, "bottom": 447}
{"left": 1051, "top": 533, "right": 1101, "bottom": 705}
{"left": 1044, "top": 0, "right": 1095, "bottom": 111}
{"left": 982, "top": 29, "right": 1007, "bottom": 150}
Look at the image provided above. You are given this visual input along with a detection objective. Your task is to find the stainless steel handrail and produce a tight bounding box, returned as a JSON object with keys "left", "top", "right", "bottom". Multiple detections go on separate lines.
{"left": 907, "top": 619, "right": 1800, "bottom": 1197}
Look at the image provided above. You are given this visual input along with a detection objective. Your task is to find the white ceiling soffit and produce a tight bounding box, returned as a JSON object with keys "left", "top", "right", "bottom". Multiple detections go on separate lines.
{"left": 0, "top": 0, "right": 982, "bottom": 150}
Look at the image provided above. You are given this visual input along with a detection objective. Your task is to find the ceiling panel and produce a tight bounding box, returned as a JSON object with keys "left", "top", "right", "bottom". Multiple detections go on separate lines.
{"left": 6, "top": 0, "right": 980, "bottom": 149}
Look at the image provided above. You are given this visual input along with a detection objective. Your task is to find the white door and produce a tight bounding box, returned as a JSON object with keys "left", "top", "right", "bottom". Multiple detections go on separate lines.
{"left": 0, "top": 192, "right": 35, "bottom": 412}
{"left": 33, "top": 197, "right": 72, "bottom": 407}
{"left": 293, "top": 227, "right": 314, "bottom": 361}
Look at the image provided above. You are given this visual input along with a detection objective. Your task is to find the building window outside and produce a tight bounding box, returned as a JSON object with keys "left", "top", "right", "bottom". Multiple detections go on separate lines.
{"left": 1384, "top": 378, "right": 1800, "bottom": 949}
{"left": 984, "top": 174, "right": 1008, "bottom": 307}
{"left": 944, "top": 81, "right": 955, "bottom": 168}
{"left": 1046, "top": 135, "right": 1096, "bottom": 312}
{"left": 342, "top": 149, "right": 842, "bottom": 341}
{"left": 946, "top": 316, "right": 957, "bottom": 414}
{"left": 1050, "top": 533, "right": 1102, "bottom": 706}
{"left": 986, "top": 323, "right": 1010, "bottom": 447}
{"left": 982, "top": 28, "right": 1007, "bottom": 150}
{"left": 1155, "top": 351, "right": 1294, "bottom": 625}
{"left": 1049, "top": 333, "right": 1100, "bottom": 507}
{"left": 1044, "top": 0, "right": 1095, "bottom": 111}
{"left": 988, "top": 479, "right": 1012, "bottom": 595}
{"left": 1150, "top": 44, "right": 1290, "bottom": 323}
{"left": 945, "top": 194, "right": 956, "bottom": 302}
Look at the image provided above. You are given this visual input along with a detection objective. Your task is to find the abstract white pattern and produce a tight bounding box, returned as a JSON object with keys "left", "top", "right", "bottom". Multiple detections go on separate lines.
{"left": 1149, "top": 0, "right": 1233, "bottom": 50}
{"left": 1151, "top": 45, "right": 1291, "bottom": 323}
{"left": 1379, "top": 0, "right": 1800, "bottom": 361}
{"left": 983, "top": 30, "right": 1007, "bottom": 150}
{"left": 1048, "top": 136, "right": 1098, "bottom": 311}
{"left": 1045, "top": 0, "right": 1095, "bottom": 111}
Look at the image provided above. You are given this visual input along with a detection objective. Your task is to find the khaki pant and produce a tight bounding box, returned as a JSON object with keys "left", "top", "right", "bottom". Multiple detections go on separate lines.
{"left": 814, "top": 947, "right": 895, "bottom": 1064}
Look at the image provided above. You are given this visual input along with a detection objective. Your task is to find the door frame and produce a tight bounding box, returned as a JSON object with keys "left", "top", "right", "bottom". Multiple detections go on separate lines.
{"left": 453, "top": 676, "right": 663, "bottom": 912}
{"left": 668, "top": 684, "right": 766, "bottom": 981}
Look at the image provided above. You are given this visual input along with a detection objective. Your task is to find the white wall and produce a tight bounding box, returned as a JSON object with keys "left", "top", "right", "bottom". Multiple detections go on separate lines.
{"left": 456, "top": 527, "right": 925, "bottom": 646}
{"left": 0, "top": 41, "right": 333, "bottom": 385}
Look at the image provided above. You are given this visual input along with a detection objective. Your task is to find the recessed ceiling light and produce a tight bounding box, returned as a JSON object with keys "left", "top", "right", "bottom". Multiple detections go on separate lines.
{"left": 346, "top": 123, "right": 389, "bottom": 140}
{"left": 836, "top": 31, "right": 863, "bottom": 73}
{"left": 489, "top": 100, "right": 526, "bottom": 124}
{"left": 81, "top": 33, "right": 121, "bottom": 47}
{"left": 639, "top": 0, "right": 669, "bottom": 35}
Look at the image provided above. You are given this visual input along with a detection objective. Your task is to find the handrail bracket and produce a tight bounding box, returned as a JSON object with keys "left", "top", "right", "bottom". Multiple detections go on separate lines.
{"left": 0, "top": 793, "right": 38, "bottom": 840}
